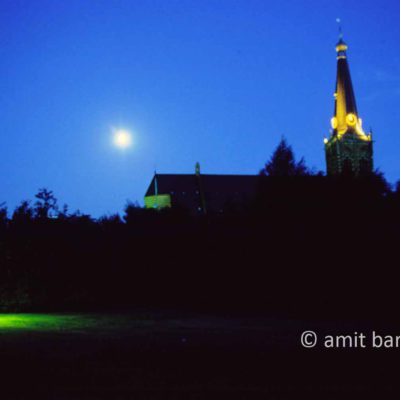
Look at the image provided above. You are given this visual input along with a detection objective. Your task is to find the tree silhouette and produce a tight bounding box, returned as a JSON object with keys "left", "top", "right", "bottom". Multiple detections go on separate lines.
{"left": 57, "top": 204, "right": 70, "bottom": 220}
{"left": 98, "top": 213, "right": 123, "bottom": 228}
{"left": 124, "top": 201, "right": 145, "bottom": 224}
{"left": 371, "top": 169, "right": 391, "bottom": 197}
{"left": 34, "top": 188, "right": 58, "bottom": 219}
{"left": 12, "top": 200, "right": 34, "bottom": 224}
{"left": 260, "top": 137, "right": 309, "bottom": 177}
{"left": 395, "top": 180, "right": 400, "bottom": 195}
{"left": 0, "top": 203, "right": 7, "bottom": 230}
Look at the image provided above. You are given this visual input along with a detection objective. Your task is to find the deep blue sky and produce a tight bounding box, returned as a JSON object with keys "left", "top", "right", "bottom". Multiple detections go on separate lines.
{"left": 1, "top": 0, "right": 400, "bottom": 216}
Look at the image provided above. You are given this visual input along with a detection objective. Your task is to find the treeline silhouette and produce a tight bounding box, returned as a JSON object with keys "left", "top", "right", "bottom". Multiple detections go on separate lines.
{"left": 1, "top": 140, "right": 400, "bottom": 321}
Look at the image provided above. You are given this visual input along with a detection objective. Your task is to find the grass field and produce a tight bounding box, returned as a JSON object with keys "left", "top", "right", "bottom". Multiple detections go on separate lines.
{"left": 0, "top": 312, "right": 397, "bottom": 398}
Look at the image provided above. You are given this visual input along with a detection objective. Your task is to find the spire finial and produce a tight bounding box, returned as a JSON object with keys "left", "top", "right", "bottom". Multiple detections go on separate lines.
{"left": 336, "top": 18, "right": 343, "bottom": 40}
{"left": 335, "top": 18, "right": 348, "bottom": 54}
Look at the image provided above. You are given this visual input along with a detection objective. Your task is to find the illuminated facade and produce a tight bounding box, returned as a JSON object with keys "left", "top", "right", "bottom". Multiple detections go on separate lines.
{"left": 324, "top": 37, "right": 373, "bottom": 176}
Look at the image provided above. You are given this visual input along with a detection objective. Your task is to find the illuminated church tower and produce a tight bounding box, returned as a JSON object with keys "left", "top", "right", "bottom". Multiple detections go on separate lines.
{"left": 324, "top": 35, "right": 373, "bottom": 176}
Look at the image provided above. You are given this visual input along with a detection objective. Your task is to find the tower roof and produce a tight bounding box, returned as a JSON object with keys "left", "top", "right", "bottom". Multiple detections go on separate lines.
{"left": 334, "top": 37, "right": 358, "bottom": 129}
{"left": 329, "top": 36, "right": 370, "bottom": 142}
{"left": 325, "top": 32, "right": 374, "bottom": 176}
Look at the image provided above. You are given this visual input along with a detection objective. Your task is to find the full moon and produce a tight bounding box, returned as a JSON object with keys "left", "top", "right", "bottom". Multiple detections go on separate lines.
{"left": 113, "top": 129, "right": 132, "bottom": 149}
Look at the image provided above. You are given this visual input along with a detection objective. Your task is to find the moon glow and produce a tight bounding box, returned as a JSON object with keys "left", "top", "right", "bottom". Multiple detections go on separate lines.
{"left": 113, "top": 129, "right": 132, "bottom": 149}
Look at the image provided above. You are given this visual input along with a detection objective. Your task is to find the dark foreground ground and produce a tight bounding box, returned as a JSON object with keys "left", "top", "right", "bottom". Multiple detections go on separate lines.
{"left": 0, "top": 311, "right": 399, "bottom": 399}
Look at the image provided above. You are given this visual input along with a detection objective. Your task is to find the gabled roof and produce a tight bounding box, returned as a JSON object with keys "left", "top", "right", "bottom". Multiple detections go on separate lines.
{"left": 145, "top": 174, "right": 260, "bottom": 213}
{"left": 145, "top": 174, "right": 259, "bottom": 196}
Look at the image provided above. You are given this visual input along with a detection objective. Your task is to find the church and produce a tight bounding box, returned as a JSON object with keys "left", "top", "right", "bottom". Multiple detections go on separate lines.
{"left": 144, "top": 163, "right": 259, "bottom": 215}
{"left": 324, "top": 35, "right": 373, "bottom": 175}
{"left": 144, "top": 35, "right": 375, "bottom": 212}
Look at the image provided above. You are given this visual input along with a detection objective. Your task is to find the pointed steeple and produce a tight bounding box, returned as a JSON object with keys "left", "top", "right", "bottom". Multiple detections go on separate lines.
{"left": 335, "top": 39, "right": 357, "bottom": 116}
{"left": 324, "top": 31, "right": 374, "bottom": 176}
{"left": 330, "top": 35, "right": 370, "bottom": 141}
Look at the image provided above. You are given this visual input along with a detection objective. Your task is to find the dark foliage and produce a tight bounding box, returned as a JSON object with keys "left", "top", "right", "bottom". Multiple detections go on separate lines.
{"left": 260, "top": 137, "right": 311, "bottom": 177}
{"left": 0, "top": 175, "right": 399, "bottom": 322}
{"left": 34, "top": 188, "right": 58, "bottom": 219}
{"left": 12, "top": 200, "right": 34, "bottom": 224}
{"left": 0, "top": 203, "right": 7, "bottom": 230}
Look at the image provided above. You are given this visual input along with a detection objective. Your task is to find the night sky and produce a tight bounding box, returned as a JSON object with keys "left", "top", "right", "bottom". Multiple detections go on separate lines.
{"left": 1, "top": 0, "right": 399, "bottom": 217}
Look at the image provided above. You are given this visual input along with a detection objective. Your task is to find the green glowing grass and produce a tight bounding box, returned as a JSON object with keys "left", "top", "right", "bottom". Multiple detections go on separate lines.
{"left": 0, "top": 314, "right": 100, "bottom": 331}
{"left": 0, "top": 313, "right": 154, "bottom": 333}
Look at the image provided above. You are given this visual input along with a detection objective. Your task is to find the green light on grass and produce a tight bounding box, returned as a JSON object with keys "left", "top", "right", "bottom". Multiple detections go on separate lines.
{"left": 0, "top": 314, "right": 96, "bottom": 331}
{"left": 0, "top": 313, "right": 153, "bottom": 333}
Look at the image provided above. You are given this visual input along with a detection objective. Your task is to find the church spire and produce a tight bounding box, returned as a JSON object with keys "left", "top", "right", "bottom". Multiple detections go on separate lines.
{"left": 324, "top": 31, "right": 373, "bottom": 176}
{"left": 327, "top": 30, "right": 372, "bottom": 142}
{"left": 332, "top": 35, "right": 363, "bottom": 137}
